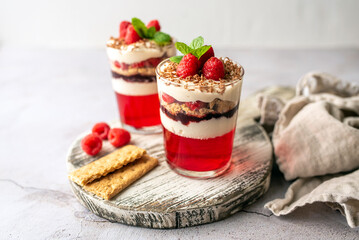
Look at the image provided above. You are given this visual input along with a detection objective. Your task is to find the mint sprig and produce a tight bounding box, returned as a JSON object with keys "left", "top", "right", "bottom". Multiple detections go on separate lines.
{"left": 189, "top": 36, "right": 204, "bottom": 49}
{"left": 131, "top": 18, "right": 171, "bottom": 45}
{"left": 147, "top": 27, "right": 156, "bottom": 39}
{"left": 175, "top": 42, "right": 192, "bottom": 55}
{"left": 132, "top": 18, "right": 148, "bottom": 38}
{"left": 192, "top": 45, "right": 211, "bottom": 59}
{"left": 170, "top": 36, "right": 212, "bottom": 63}
{"left": 153, "top": 32, "right": 171, "bottom": 46}
{"left": 170, "top": 56, "right": 183, "bottom": 63}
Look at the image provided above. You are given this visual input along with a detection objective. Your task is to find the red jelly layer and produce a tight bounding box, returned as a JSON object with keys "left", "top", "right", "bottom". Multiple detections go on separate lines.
{"left": 115, "top": 92, "right": 161, "bottom": 128}
{"left": 163, "top": 127, "right": 235, "bottom": 172}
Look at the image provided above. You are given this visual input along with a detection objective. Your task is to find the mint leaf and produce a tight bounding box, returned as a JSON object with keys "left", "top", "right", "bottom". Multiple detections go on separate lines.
{"left": 147, "top": 27, "right": 156, "bottom": 39}
{"left": 170, "top": 56, "right": 183, "bottom": 63}
{"left": 175, "top": 42, "right": 192, "bottom": 55}
{"left": 132, "top": 17, "right": 147, "bottom": 38}
{"left": 191, "top": 45, "right": 211, "bottom": 59}
{"left": 153, "top": 32, "right": 171, "bottom": 45}
{"left": 189, "top": 36, "right": 204, "bottom": 49}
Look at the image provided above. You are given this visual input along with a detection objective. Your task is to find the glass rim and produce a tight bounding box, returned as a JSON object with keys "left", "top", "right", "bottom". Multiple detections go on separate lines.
{"left": 155, "top": 58, "right": 244, "bottom": 88}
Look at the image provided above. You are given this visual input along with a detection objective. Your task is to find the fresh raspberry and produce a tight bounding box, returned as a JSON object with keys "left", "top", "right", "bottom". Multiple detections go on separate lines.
{"left": 162, "top": 93, "right": 175, "bottom": 104}
{"left": 92, "top": 122, "right": 111, "bottom": 140}
{"left": 125, "top": 25, "right": 141, "bottom": 44}
{"left": 81, "top": 133, "right": 102, "bottom": 156}
{"left": 114, "top": 61, "right": 128, "bottom": 70}
{"left": 148, "top": 58, "right": 162, "bottom": 67}
{"left": 198, "top": 47, "right": 214, "bottom": 68}
{"left": 185, "top": 101, "right": 203, "bottom": 111}
{"left": 114, "top": 61, "right": 121, "bottom": 68}
{"left": 202, "top": 57, "right": 225, "bottom": 80}
{"left": 120, "top": 62, "right": 128, "bottom": 70}
{"left": 119, "top": 21, "right": 131, "bottom": 39}
{"left": 176, "top": 53, "right": 199, "bottom": 78}
{"left": 146, "top": 20, "right": 161, "bottom": 31}
{"left": 131, "top": 61, "right": 145, "bottom": 68}
{"left": 108, "top": 128, "right": 131, "bottom": 148}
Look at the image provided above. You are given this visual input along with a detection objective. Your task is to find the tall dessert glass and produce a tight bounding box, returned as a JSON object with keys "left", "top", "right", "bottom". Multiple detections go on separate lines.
{"left": 156, "top": 58, "right": 244, "bottom": 178}
{"left": 106, "top": 38, "right": 176, "bottom": 134}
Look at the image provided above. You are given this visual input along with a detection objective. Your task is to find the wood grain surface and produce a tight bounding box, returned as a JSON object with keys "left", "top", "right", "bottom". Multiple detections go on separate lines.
{"left": 66, "top": 117, "right": 273, "bottom": 229}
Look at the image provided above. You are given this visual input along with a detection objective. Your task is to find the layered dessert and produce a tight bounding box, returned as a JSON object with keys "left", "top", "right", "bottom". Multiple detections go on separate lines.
{"left": 107, "top": 18, "right": 176, "bottom": 133}
{"left": 156, "top": 37, "right": 244, "bottom": 178}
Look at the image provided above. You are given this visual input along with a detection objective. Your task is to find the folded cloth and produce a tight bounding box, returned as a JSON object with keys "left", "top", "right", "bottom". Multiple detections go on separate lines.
{"left": 273, "top": 96, "right": 359, "bottom": 180}
{"left": 265, "top": 169, "right": 359, "bottom": 228}
{"left": 260, "top": 72, "right": 359, "bottom": 228}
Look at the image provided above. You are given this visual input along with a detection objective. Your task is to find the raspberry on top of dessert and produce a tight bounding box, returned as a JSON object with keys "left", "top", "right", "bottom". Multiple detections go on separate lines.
{"left": 156, "top": 37, "right": 244, "bottom": 139}
{"left": 156, "top": 36, "right": 243, "bottom": 96}
{"left": 107, "top": 18, "right": 176, "bottom": 77}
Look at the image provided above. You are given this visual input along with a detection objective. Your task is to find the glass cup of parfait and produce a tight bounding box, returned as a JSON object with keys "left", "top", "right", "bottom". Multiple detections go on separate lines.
{"left": 106, "top": 18, "right": 176, "bottom": 134}
{"left": 156, "top": 37, "right": 244, "bottom": 178}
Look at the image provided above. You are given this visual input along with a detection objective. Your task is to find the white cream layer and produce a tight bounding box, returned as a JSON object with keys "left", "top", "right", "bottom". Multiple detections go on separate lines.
{"left": 157, "top": 77, "right": 242, "bottom": 103}
{"left": 160, "top": 111, "right": 237, "bottom": 139}
{"left": 107, "top": 44, "right": 176, "bottom": 65}
{"left": 112, "top": 78, "right": 158, "bottom": 96}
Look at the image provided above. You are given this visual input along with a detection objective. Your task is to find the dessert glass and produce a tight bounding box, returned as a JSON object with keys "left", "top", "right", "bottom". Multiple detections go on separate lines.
{"left": 106, "top": 38, "right": 176, "bottom": 134}
{"left": 156, "top": 58, "right": 244, "bottom": 178}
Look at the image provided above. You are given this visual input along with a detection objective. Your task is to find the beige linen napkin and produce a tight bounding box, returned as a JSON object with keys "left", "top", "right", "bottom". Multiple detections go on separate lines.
{"left": 265, "top": 169, "right": 359, "bottom": 228}
{"left": 260, "top": 72, "right": 359, "bottom": 228}
{"left": 273, "top": 96, "right": 359, "bottom": 180}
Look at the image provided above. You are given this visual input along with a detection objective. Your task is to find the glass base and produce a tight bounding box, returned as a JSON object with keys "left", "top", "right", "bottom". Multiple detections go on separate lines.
{"left": 121, "top": 123, "right": 162, "bottom": 135}
{"left": 166, "top": 158, "right": 231, "bottom": 179}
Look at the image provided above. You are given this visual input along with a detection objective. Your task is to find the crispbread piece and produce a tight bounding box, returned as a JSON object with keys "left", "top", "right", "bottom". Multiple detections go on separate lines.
{"left": 68, "top": 145, "right": 146, "bottom": 186}
{"left": 83, "top": 154, "right": 158, "bottom": 200}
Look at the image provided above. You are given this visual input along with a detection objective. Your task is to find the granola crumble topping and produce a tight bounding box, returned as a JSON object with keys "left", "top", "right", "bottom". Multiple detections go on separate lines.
{"left": 162, "top": 99, "right": 236, "bottom": 117}
{"left": 107, "top": 36, "right": 173, "bottom": 51}
{"left": 157, "top": 58, "right": 243, "bottom": 94}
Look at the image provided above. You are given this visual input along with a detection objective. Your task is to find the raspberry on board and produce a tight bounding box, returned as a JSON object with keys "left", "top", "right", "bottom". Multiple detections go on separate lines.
{"left": 108, "top": 128, "right": 131, "bottom": 148}
{"left": 92, "top": 122, "right": 111, "bottom": 140}
{"left": 81, "top": 133, "right": 103, "bottom": 156}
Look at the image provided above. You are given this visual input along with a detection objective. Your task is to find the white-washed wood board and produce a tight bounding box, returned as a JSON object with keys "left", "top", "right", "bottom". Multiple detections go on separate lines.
{"left": 66, "top": 117, "right": 273, "bottom": 229}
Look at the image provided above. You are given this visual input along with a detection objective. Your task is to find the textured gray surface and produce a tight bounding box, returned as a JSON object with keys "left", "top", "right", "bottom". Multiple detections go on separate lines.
{"left": 1, "top": 48, "right": 359, "bottom": 239}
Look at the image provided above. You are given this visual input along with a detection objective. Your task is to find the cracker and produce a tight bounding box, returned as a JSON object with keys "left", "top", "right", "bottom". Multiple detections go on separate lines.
{"left": 68, "top": 145, "right": 146, "bottom": 186}
{"left": 83, "top": 154, "right": 158, "bottom": 200}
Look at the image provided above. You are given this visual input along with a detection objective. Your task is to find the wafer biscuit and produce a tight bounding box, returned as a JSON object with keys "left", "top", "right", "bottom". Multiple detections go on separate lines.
{"left": 83, "top": 154, "right": 158, "bottom": 200}
{"left": 68, "top": 145, "right": 146, "bottom": 186}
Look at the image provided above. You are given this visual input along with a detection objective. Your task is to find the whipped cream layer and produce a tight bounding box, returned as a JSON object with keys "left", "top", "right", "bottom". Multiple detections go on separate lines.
{"left": 112, "top": 78, "right": 158, "bottom": 96}
{"left": 107, "top": 40, "right": 176, "bottom": 64}
{"left": 160, "top": 111, "right": 237, "bottom": 139}
{"left": 158, "top": 79, "right": 242, "bottom": 103}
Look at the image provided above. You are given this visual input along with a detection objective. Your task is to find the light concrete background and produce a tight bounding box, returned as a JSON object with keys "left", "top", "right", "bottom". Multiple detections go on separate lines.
{"left": 1, "top": 0, "right": 359, "bottom": 49}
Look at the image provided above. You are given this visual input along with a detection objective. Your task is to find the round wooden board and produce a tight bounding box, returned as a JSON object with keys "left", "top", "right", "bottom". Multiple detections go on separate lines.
{"left": 67, "top": 118, "right": 272, "bottom": 229}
